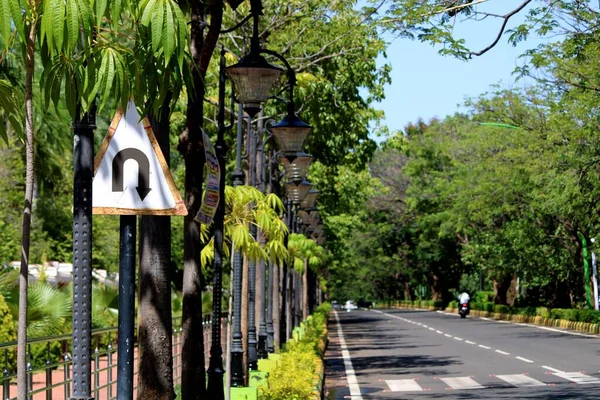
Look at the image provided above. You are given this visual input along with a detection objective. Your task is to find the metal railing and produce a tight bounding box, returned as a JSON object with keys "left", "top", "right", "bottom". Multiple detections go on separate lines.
{"left": 0, "top": 314, "right": 229, "bottom": 400}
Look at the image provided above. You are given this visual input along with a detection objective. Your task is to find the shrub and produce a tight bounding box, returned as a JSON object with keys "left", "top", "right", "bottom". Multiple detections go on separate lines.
{"left": 0, "top": 293, "right": 16, "bottom": 343}
{"left": 260, "top": 303, "right": 328, "bottom": 400}
{"left": 577, "top": 309, "right": 600, "bottom": 323}
{"left": 535, "top": 307, "right": 550, "bottom": 318}
{"left": 474, "top": 291, "right": 494, "bottom": 303}
{"left": 494, "top": 305, "right": 511, "bottom": 314}
{"left": 260, "top": 347, "right": 315, "bottom": 400}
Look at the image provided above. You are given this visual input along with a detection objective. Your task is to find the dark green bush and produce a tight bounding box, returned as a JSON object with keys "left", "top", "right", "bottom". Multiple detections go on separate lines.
{"left": 494, "top": 305, "right": 511, "bottom": 314}
{"left": 535, "top": 307, "right": 550, "bottom": 318}
{"left": 577, "top": 309, "right": 600, "bottom": 323}
{"left": 550, "top": 308, "right": 565, "bottom": 320}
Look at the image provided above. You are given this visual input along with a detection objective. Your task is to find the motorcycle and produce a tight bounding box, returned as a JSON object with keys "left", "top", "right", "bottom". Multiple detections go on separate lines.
{"left": 458, "top": 302, "right": 470, "bottom": 318}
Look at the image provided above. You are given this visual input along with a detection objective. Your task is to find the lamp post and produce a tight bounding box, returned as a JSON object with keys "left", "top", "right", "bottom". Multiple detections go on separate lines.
{"left": 206, "top": 47, "right": 228, "bottom": 400}
{"left": 257, "top": 124, "right": 269, "bottom": 360}
{"left": 247, "top": 117, "right": 259, "bottom": 371}
{"left": 225, "top": 0, "right": 315, "bottom": 367}
{"left": 230, "top": 103, "right": 246, "bottom": 387}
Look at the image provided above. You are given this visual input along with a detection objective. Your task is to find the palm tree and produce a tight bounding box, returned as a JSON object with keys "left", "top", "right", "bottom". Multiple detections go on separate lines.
{"left": 287, "top": 234, "right": 328, "bottom": 320}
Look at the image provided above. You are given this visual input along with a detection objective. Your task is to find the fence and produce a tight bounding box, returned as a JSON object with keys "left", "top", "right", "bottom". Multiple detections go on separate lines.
{"left": 0, "top": 314, "right": 229, "bottom": 400}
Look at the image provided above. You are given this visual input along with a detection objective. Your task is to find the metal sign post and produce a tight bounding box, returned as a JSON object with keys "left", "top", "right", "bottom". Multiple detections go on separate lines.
{"left": 91, "top": 102, "right": 187, "bottom": 399}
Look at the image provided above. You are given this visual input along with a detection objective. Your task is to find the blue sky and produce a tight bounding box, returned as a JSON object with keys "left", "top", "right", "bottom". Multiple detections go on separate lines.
{"left": 374, "top": 1, "right": 546, "bottom": 137}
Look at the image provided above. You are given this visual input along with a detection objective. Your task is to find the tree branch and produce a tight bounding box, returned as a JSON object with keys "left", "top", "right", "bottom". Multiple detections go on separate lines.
{"left": 469, "top": 0, "right": 532, "bottom": 57}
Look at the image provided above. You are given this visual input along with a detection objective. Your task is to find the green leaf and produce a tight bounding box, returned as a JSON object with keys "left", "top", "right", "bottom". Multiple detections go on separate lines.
{"left": 140, "top": 0, "right": 157, "bottom": 26}
{"left": 0, "top": 0, "right": 10, "bottom": 49}
{"left": 8, "top": 0, "right": 24, "bottom": 41}
{"left": 77, "top": 0, "right": 93, "bottom": 35}
{"left": 66, "top": 0, "right": 79, "bottom": 53}
{"left": 163, "top": 0, "right": 175, "bottom": 64}
{"left": 174, "top": 1, "right": 186, "bottom": 69}
{"left": 110, "top": 0, "right": 122, "bottom": 28}
{"left": 151, "top": 0, "right": 164, "bottom": 53}
{"left": 99, "top": 50, "right": 116, "bottom": 110}
{"left": 52, "top": 0, "right": 66, "bottom": 52}
{"left": 95, "top": 0, "right": 107, "bottom": 22}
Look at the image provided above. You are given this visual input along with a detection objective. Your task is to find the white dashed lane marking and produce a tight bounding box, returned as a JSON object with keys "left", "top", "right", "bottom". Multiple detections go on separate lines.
{"left": 516, "top": 356, "right": 534, "bottom": 363}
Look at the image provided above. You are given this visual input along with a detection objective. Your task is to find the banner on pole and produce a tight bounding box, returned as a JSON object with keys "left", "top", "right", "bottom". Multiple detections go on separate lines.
{"left": 195, "top": 131, "right": 220, "bottom": 224}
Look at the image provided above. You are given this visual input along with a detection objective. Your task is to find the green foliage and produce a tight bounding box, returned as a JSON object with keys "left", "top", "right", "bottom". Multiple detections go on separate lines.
{"left": 201, "top": 185, "right": 288, "bottom": 268}
{"left": 260, "top": 348, "right": 315, "bottom": 400}
{"left": 0, "top": 79, "right": 23, "bottom": 142}
{"left": 0, "top": 293, "right": 16, "bottom": 343}
{"left": 260, "top": 304, "right": 329, "bottom": 400}
{"left": 3, "top": 280, "right": 72, "bottom": 337}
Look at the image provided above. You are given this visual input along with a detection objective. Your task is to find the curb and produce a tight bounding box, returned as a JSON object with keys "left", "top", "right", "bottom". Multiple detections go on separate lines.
{"left": 391, "top": 303, "right": 600, "bottom": 336}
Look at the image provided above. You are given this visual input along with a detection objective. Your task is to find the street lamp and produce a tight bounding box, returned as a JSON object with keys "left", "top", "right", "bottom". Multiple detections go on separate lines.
{"left": 284, "top": 179, "right": 312, "bottom": 205}
{"left": 279, "top": 152, "right": 312, "bottom": 184}
{"left": 226, "top": 0, "right": 283, "bottom": 117}
{"left": 300, "top": 189, "right": 319, "bottom": 209}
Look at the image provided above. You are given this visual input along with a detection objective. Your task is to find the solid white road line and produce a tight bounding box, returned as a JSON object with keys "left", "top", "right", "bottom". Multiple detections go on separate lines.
{"left": 516, "top": 356, "right": 534, "bottom": 363}
{"left": 553, "top": 372, "right": 600, "bottom": 384}
{"left": 479, "top": 345, "right": 491, "bottom": 349}
{"left": 542, "top": 365, "right": 564, "bottom": 373}
{"left": 440, "top": 377, "right": 485, "bottom": 390}
{"left": 334, "top": 311, "right": 363, "bottom": 400}
{"left": 495, "top": 349, "right": 510, "bottom": 355}
{"left": 496, "top": 374, "right": 546, "bottom": 387}
{"left": 385, "top": 379, "right": 423, "bottom": 392}
{"left": 515, "top": 322, "right": 599, "bottom": 338}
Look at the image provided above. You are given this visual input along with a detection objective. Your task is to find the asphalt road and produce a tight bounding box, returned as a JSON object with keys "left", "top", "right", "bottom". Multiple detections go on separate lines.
{"left": 324, "top": 308, "right": 600, "bottom": 399}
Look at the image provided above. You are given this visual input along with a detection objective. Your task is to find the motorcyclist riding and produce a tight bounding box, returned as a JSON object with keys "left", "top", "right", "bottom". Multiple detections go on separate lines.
{"left": 458, "top": 292, "right": 470, "bottom": 318}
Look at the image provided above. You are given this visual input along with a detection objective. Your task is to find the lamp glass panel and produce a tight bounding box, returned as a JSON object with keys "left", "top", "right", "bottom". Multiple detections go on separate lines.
{"left": 227, "top": 66, "right": 282, "bottom": 105}
{"left": 280, "top": 154, "right": 312, "bottom": 183}
{"left": 300, "top": 190, "right": 319, "bottom": 209}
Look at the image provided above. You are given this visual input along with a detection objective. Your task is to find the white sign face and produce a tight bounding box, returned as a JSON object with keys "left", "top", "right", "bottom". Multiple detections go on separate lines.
{"left": 92, "top": 101, "right": 187, "bottom": 216}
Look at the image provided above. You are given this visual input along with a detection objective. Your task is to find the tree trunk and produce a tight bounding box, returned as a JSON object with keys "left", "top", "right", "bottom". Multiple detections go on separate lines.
{"left": 179, "top": 0, "right": 223, "bottom": 397}
{"left": 17, "top": 21, "right": 36, "bottom": 400}
{"left": 429, "top": 273, "right": 442, "bottom": 301}
{"left": 241, "top": 255, "right": 249, "bottom": 381}
{"left": 137, "top": 102, "right": 175, "bottom": 400}
{"left": 272, "top": 263, "right": 280, "bottom": 350}
{"left": 302, "top": 261, "right": 308, "bottom": 320}
{"left": 493, "top": 275, "right": 514, "bottom": 305}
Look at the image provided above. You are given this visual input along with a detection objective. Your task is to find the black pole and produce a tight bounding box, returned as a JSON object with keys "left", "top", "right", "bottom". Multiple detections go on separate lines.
{"left": 257, "top": 125, "right": 268, "bottom": 360}
{"left": 266, "top": 150, "right": 275, "bottom": 353}
{"left": 230, "top": 104, "right": 245, "bottom": 387}
{"left": 117, "top": 215, "right": 136, "bottom": 400}
{"left": 206, "top": 47, "right": 227, "bottom": 400}
{"left": 247, "top": 118, "right": 258, "bottom": 371}
{"left": 71, "top": 104, "right": 95, "bottom": 400}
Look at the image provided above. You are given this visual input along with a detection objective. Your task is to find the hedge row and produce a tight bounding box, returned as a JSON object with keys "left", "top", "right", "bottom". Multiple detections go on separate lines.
{"left": 446, "top": 301, "right": 600, "bottom": 323}
{"left": 259, "top": 303, "right": 330, "bottom": 400}
{"left": 384, "top": 300, "right": 444, "bottom": 310}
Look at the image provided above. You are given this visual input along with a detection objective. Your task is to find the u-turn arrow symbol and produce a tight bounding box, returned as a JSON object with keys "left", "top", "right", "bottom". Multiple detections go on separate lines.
{"left": 112, "top": 148, "right": 152, "bottom": 200}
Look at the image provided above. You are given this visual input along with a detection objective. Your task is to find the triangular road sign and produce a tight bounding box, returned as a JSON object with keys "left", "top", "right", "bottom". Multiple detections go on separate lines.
{"left": 92, "top": 101, "right": 187, "bottom": 216}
